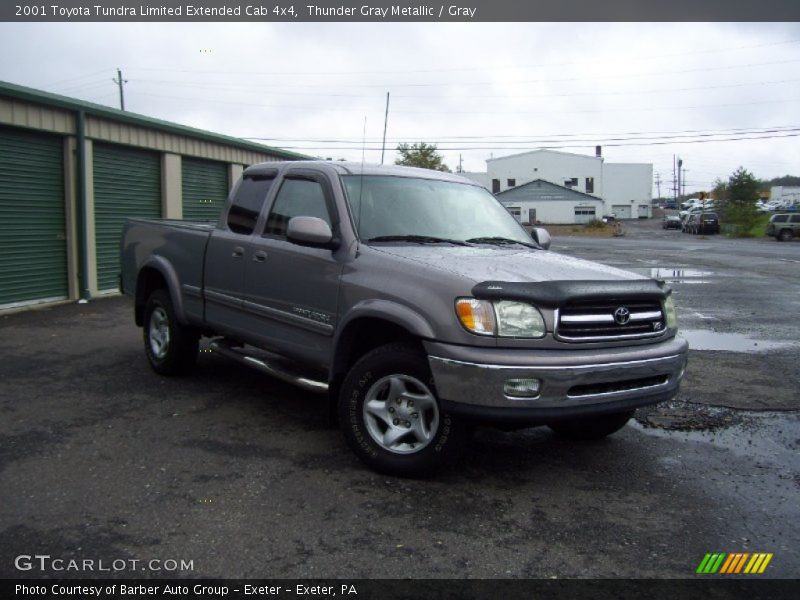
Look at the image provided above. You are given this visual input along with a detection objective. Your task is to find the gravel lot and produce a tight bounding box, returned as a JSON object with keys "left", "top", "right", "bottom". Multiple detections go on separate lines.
{"left": 1, "top": 218, "right": 798, "bottom": 579}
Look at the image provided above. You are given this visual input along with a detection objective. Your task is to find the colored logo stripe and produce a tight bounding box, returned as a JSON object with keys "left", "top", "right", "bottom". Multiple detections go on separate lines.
{"left": 697, "top": 553, "right": 726, "bottom": 573}
{"left": 697, "top": 553, "right": 773, "bottom": 574}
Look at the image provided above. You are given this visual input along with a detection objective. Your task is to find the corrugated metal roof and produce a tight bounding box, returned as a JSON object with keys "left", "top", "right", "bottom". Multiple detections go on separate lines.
{"left": 0, "top": 80, "right": 310, "bottom": 161}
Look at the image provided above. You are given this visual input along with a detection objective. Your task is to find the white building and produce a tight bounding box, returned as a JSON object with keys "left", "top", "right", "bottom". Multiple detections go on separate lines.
{"left": 770, "top": 186, "right": 800, "bottom": 207}
{"left": 462, "top": 148, "right": 653, "bottom": 223}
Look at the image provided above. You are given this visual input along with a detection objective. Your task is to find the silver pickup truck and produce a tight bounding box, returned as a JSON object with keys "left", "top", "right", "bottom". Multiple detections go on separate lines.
{"left": 121, "top": 161, "right": 688, "bottom": 476}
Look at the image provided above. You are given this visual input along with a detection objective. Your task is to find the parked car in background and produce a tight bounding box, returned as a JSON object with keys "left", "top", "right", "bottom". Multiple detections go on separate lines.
{"left": 690, "top": 212, "right": 721, "bottom": 235}
{"left": 663, "top": 201, "right": 678, "bottom": 210}
{"left": 662, "top": 215, "right": 682, "bottom": 230}
{"left": 766, "top": 213, "right": 800, "bottom": 241}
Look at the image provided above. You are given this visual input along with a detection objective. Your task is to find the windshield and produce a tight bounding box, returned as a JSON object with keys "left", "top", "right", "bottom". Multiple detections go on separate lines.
{"left": 341, "top": 175, "right": 533, "bottom": 245}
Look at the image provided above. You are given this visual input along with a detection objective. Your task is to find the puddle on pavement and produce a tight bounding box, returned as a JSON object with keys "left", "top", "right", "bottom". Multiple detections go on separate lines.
{"left": 631, "top": 267, "right": 714, "bottom": 283}
{"left": 632, "top": 410, "right": 800, "bottom": 464}
{"left": 680, "top": 329, "right": 799, "bottom": 352}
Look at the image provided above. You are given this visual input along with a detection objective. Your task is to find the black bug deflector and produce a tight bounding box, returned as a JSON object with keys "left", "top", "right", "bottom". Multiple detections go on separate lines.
{"left": 471, "top": 279, "right": 670, "bottom": 308}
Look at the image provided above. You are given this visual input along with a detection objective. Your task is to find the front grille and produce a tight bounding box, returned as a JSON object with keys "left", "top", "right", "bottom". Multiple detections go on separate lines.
{"left": 567, "top": 374, "right": 669, "bottom": 397}
{"left": 556, "top": 298, "right": 666, "bottom": 342}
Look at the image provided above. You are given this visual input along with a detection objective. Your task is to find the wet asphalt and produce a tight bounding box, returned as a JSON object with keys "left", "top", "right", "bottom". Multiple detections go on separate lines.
{"left": 0, "top": 218, "right": 798, "bottom": 580}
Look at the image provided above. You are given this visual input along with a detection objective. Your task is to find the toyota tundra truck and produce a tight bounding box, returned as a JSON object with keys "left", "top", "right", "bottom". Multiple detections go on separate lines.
{"left": 120, "top": 161, "right": 688, "bottom": 476}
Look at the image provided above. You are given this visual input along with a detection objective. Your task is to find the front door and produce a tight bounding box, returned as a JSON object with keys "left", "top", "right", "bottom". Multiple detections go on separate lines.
{"left": 242, "top": 171, "right": 343, "bottom": 367}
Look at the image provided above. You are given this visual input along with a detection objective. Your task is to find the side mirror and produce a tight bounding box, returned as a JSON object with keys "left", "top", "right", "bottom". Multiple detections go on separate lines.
{"left": 287, "top": 216, "right": 337, "bottom": 249}
{"left": 531, "top": 227, "right": 551, "bottom": 250}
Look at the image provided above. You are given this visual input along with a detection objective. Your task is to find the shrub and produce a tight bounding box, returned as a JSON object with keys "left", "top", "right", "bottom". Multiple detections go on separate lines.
{"left": 584, "top": 219, "right": 607, "bottom": 229}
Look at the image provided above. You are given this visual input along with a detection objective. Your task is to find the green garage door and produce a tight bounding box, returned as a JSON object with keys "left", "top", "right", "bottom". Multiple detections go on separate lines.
{"left": 0, "top": 127, "right": 67, "bottom": 307}
{"left": 93, "top": 143, "right": 161, "bottom": 291}
{"left": 182, "top": 157, "right": 229, "bottom": 221}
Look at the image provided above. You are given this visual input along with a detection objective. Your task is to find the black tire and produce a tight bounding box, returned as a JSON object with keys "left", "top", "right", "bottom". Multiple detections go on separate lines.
{"left": 338, "top": 343, "right": 470, "bottom": 476}
{"left": 779, "top": 229, "right": 794, "bottom": 242}
{"left": 548, "top": 410, "right": 634, "bottom": 441}
{"left": 142, "top": 289, "right": 199, "bottom": 375}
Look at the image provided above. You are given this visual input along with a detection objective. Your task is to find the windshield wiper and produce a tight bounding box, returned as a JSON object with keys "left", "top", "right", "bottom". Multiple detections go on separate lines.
{"left": 465, "top": 236, "right": 539, "bottom": 249}
{"left": 366, "top": 235, "right": 471, "bottom": 246}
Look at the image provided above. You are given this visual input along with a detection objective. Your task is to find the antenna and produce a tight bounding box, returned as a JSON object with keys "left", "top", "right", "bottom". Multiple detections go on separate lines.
{"left": 357, "top": 116, "right": 367, "bottom": 247}
{"left": 380, "top": 92, "right": 390, "bottom": 165}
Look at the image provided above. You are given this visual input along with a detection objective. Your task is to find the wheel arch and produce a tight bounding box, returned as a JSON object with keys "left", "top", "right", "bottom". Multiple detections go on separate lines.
{"left": 330, "top": 301, "right": 436, "bottom": 385}
{"left": 134, "top": 257, "right": 186, "bottom": 326}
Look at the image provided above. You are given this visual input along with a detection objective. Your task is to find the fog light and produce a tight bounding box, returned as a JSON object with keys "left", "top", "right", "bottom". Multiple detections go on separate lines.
{"left": 504, "top": 378, "right": 541, "bottom": 398}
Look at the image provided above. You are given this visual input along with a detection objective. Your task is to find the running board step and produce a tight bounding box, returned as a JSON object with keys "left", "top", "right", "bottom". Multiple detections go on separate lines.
{"left": 208, "top": 340, "right": 329, "bottom": 394}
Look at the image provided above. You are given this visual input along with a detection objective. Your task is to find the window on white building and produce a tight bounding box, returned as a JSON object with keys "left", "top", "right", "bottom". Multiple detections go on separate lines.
{"left": 507, "top": 178, "right": 516, "bottom": 187}
{"left": 507, "top": 206, "right": 522, "bottom": 221}
{"left": 586, "top": 177, "right": 594, "bottom": 194}
{"left": 574, "top": 207, "right": 596, "bottom": 216}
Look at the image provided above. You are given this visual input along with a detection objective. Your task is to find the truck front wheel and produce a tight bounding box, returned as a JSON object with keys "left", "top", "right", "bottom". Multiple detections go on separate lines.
{"left": 547, "top": 410, "right": 634, "bottom": 440}
{"left": 339, "top": 343, "right": 469, "bottom": 476}
{"left": 143, "top": 289, "right": 199, "bottom": 375}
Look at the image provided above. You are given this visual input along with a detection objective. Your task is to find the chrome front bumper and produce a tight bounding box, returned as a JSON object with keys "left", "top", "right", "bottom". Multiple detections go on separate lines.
{"left": 426, "top": 336, "right": 688, "bottom": 419}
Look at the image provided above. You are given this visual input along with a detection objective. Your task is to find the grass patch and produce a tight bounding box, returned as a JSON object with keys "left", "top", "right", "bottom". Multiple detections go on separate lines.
{"left": 723, "top": 213, "right": 770, "bottom": 238}
{"left": 546, "top": 223, "right": 614, "bottom": 237}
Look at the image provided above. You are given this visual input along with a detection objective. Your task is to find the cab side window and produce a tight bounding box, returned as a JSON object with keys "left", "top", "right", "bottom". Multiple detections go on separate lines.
{"left": 227, "top": 176, "right": 275, "bottom": 234}
{"left": 264, "top": 178, "right": 332, "bottom": 237}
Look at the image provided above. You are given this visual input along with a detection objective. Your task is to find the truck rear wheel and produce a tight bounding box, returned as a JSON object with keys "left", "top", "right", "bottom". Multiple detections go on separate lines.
{"left": 143, "top": 289, "right": 199, "bottom": 375}
{"left": 339, "top": 343, "right": 469, "bottom": 476}
{"left": 547, "top": 410, "right": 634, "bottom": 441}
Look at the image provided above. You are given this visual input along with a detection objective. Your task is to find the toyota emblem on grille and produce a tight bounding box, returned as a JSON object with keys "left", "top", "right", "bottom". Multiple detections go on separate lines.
{"left": 613, "top": 306, "right": 631, "bottom": 325}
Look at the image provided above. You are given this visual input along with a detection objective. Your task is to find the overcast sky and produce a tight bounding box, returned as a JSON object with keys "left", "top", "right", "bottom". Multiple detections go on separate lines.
{"left": 1, "top": 21, "right": 799, "bottom": 195}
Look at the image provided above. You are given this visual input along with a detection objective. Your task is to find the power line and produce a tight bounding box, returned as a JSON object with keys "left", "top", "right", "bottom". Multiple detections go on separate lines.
{"left": 244, "top": 132, "right": 800, "bottom": 151}
{"left": 127, "top": 37, "right": 800, "bottom": 76}
{"left": 129, "top": 58, "right": 800, "bottom": 90}
{"left": 132, "top": 89, "right": 800, "bottom": 116}
{"left": 124, "top": 75, "right": 800, "bottom": 101}
{"left": 40, "top": 68, "right": 113, "bottom": 88}
{"left": 242, "top": 126, "right": 800, "bottom": 145}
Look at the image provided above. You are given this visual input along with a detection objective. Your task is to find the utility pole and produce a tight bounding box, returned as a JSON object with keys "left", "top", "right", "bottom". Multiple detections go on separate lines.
{"left": 655, "top": 173, "right": 662, "bottom": 199}
{"left": 672, "top": 155, "right": 677, "bottom": 203}
{"left": 458, "top": 154, "right": 463, "bottom": 173}
{"left": 681, "top": 168, "right": 687, "bottom": 197}
{"left": 677, "top": 156, "right": 683, "bottom": 201}
{"left": 112, "top": 68, "right": 127, "bottom": 111}
{"left": 380, "top": 92, "right": 390, "bottom": 165}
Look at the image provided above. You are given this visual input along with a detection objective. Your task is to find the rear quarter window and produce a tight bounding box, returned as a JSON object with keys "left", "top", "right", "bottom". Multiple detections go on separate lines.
{"left": 227, "top": 176, "right": 275, "bottom": 234}
{"left": 790, "top": 215, "right": 800, "bottom": 223}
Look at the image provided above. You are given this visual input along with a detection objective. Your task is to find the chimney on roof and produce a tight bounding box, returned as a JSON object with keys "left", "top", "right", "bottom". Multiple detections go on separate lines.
{"left": 595, "top": 145, "right": 602, "bottom": 158}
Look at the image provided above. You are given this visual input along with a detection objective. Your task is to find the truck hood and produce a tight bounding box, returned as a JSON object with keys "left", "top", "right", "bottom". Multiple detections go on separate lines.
{"left": 370, "top": 245, "right": 645, "bottom": 284}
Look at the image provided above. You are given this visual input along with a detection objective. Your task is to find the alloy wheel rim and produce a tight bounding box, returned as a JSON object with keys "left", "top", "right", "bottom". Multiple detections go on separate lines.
{"left": 148, "top": 307, "right": 170, "bottom": 359}
{"left": 362, "top": 374, "right": 440, "bottom": 455}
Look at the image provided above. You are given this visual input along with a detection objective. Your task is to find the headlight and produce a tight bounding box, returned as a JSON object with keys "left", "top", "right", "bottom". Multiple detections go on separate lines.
{"left": 456, "top": 298, "right": 546, "bottom": 338}
{"left": 664, "top": 295, "right": 678, "bottom": 329}
{"left": 494, "top": 301, "right": 546, "bottom": 338}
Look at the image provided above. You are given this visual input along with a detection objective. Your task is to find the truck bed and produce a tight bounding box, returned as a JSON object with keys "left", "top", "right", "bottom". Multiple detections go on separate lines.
{"left": 120, "top": 218, "right": 215, "bottom": 324}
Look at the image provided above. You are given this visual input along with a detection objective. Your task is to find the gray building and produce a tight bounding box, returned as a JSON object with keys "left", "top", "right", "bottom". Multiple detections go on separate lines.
{"left": 496, "top": 179, "right": 605, "bottom": 225}
{"left": 0, "top": 80, "right": 307, "bottom": 310}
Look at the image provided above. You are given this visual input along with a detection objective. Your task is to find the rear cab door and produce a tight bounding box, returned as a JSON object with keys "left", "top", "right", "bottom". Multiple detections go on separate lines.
{"left": 203, "top": 169, "right": 277, "bottom": 330}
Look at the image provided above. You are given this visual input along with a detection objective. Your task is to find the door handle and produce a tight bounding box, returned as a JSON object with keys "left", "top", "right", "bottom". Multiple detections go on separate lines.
{"left": 232, "top": 246, "right": 244, "bottom": 258}
{"left": 253, "top": 250, "right": 268, "bottom": 263}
